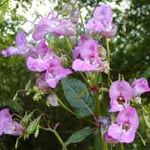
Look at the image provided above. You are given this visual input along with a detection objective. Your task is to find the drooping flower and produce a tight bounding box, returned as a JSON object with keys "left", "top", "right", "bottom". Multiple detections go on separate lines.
{"left": 4, "top": 121, "right": 25, "bottom": 136}
{"left": 45, "top": 65, "right": 72, "bottom": 88}
{"left": 26, "top": 40, "right": 72, "bottom": 88}
{"left": 36, "top": 73, "right": 49, "bottom": 90}
{"left": 0, "top": 108, "right": 12, "bottom": 136}
{"left": 109, "top": 80, "right": 132, "bottom": 112}
{"left": 132, "top": 78, "right": 150, "bottom": 98}
{"left": 47, "top": 94, "right": 59, "bottom": 107}
{"left": 26, "top": 40, "right": 61, "bottom": 72}
{"left": 33, "top": 11, "right": 75, "bottom": 41}
{"left": 0, "top": 108, "right": 24, "bottom": 137}
{"left": 70, "top": 8, "right": 80, "bottom": 24}
{"left": 1, "top": 31, "right": 34, "bottom": 57}
{"left": 86, "top": 5, "right": 117, "bottom": 38}
{"left": 104, "top": 132, "right": 119, "bottom": 144}
{"left": 72, "top": 35, "right": 105, "bottom": 72}
{"left": 107, "top": 107, "right": 139, "bottom": 143}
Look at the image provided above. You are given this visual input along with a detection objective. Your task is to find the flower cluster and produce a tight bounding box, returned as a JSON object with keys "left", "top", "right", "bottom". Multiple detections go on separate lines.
{"left": 2, "top": 31, "right": 34, "bottom": 57}
{"left": 26, "top": 40, "right": 72, "bottom": 89}
{"left": 109, "top": 78, "right": 150, "bottom": 112}
{"left": 33, "top": 11, "right": 76, "bottom": 41}
{"left": 72, "top": 35, "right": 107, "bottom": 72}
{"left": 1, "top": 3, "right": 149, "bottom": 146}
{"left": 2, "top": 11, "right": 73, "bottom": 89}
{"left": 104, "top": 78, "right": 150, "bottom": 143}
{"left": 86, "top": 5, "right": 117, "bottom": 38}
{"left": 0, "top": 108, "right": 24, "bottom": 137}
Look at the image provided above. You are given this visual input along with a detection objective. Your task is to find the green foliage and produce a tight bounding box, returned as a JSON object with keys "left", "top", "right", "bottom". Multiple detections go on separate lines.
{"left": 142, "top": 105, "right": 150, "bottom": 129}
{"left": 25, "top": 115, "right": 41, "bottom": 139}
{"left": 61, "top": 78, "right": 95, "bottom": 117}
{"left": 0, "top": 0, "right": 150, "bottom": 150}
{"left": 65, "top": 127, "right": 93, "bottom": 146}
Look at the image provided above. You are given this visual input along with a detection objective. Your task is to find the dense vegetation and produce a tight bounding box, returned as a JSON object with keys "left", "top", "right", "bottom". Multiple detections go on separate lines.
{"left": 0, "top": 0, "right": 150, "bottom": 149}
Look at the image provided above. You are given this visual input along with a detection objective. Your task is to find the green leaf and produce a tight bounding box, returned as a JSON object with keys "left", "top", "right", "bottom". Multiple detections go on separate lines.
{"left": 94, "top": 129, "right": 108, "bottom": 150}
{"left": 142, "top": 107, "right": 150, "bottom": 128}
{"left": 94, "top": 130, "right": 102, "bottom": 150}
{"left": 25, "top": 79, "right": 32, "bottom": 91}
{"left": 13, "top": 92, "right": 18, "bottom": 101}
{"left": 34, "top": 124, "right": 40, "bottom": 138}
{"left": 65, "top": 127, "right": 93, "bottom": 146}
{"left": 21, "top": 111, "right": 34, "bottom": 127}
{"left": 25, "top": 115, "right": 41, "bottom": 139}
{"left": 61, "top": 78, "right": 95, "bottom": 117}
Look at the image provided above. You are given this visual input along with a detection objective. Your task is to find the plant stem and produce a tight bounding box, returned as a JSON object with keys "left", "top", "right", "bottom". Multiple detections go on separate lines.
{"left": 120, "top": 143, "right": 124, "bottom": 150}
{"left": 97, "top": 129, "right": 108, "bottom": 150}
{"left": 79, "top": 72, "right": 90, "bottom": 86}
{"left": 40, "top": 127, "right": 67, "bottom": 150}
{"left": 137, "top": 131, "right": 146, "bottom": 146}
{"left": 106, "top": 38, "right": 111, "bottom": 85}
{"left": 106, "top": 39, "right": 110, "bottom": 63}
{"left": 79, "top": 8, "right": 85, "bottom": 33}
{"left": 52, "top": 130, "right": 67, "bottom": 150}
{"left": 65, "top": 37, "right": 73, "bottom": 52}
{"left": 57, "top": 95, "right": 77, "bottom": 116}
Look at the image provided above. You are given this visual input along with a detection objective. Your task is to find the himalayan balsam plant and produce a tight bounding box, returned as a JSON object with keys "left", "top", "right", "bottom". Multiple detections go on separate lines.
{"left": 1, "top": 1, "right": 150, "bottom": 150}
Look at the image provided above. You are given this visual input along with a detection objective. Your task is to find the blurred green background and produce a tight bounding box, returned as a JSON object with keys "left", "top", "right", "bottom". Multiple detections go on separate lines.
{"left": 0, "top": 0, "right": 150, "bottom": 149}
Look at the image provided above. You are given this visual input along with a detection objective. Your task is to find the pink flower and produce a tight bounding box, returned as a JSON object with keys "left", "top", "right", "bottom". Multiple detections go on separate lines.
{"left": 33, "top": 12, "right": 75, "bottom": 41}
{"left": 0, "top": 108, "right": 12, "bottom": 136}
{"left": 72, "top": 36, "right": 105, "bottom": 72}
{"left": 70, "top": 9, "right": 80, "bottom": 24}
{"left": 45, "top": 66, "right": 72, "bottom": 88}
{"left": 26, "top": 40, "right": 61, "bottom": 72}
{"left": 4, "top": 121, "right": 25, "bottom": 136}
{"left": 109, "top": 80, "right": 132, "bottom": 112}
{"left": 93, "top": 5, "right": 113, "bottom": 23}
{"left": 104, "top": 132, "right": 119, "bottom": 144}
{"left": 86, "top": 5, "right": 117, "bottom": 38}
{"left": 73, "top": 35, "right": 91, "bottom": 59}
{"left": 1, "top": 31, "right": 34, "bottom": 57}
{"left": 26, "top": 40, "right": 72, "bottom": 88}
{"left": 107, "top": 107, "right": 139, "bottom": 143}
{"left": 101, "top": 23, "right": 117, "bottom": 39}
{"left": 72, "top": 58, "right": 104, "bottom": 72}
{"left": 36, "top": 73, "right": 49, "bottom": 90}
{"left": 0, "top": 108, "right": 24, "bottom": 137}
{"left": 132, "top": 78, "right": 150, "bottom": 98}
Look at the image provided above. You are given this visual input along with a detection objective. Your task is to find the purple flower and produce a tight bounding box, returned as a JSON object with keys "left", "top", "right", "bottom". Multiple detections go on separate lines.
{"left": 4, "top": 121, "right": 25, "bottom": 136}
{"left": 33, "top": 12, "right": 75, "bottom": 41}
{"left": 0, "top": 108, "right": 12, "bottom": 136}
{"left": 72, "top": 36, "right": 105, "bottom": 72}
{"left": 101, "top": 23, "right": 117, "bottom": 39}
{"left": 109, "top": 80, "right": 132, "bottom": 112}
{"left": 70, "top": 9, "right": 80, "bottom": 24}
{"left": 0, "top": 108, "right": 24, "bottom": 137}
{"left": 72, "top": 58, "right": 104, "bottom": 72}
{"left": 86, "top": 5, "right": 117, "bottom": 38}
{"left": 73, "top": 35, "right": 91, "bottom": 59}
{"left": 36, "top": 73, "right": 49, "bottom": 90}
{"left": 104, "top": 132, "right": 119, "bottom": 144}
{"left": 26, "top": 40, "right": 61, "bottom": 72}
{"left": 45, "top": 66, "right": 72, "bottom": 88}
{"left": 1, "top": 31, "right": 34, "bottom": 57}
{"left": 132, "top": 78, "right": 150, "bottom": 98}
{"left": 26, "top": 40, "right": 72, "bottom": 88}
{"left": 93, "top": 5, "right": 113, "bottom": 23}
{"left": 107, "top": 107, "right": 139, "bottom": 143}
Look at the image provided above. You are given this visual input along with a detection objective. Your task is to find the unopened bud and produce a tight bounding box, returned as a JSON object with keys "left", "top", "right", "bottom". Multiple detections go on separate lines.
{"left": 70, "top": 9, "right": 80, "bottom": 24}
{"left": 47, "top": 94, "right": 59, "bottom": 107}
